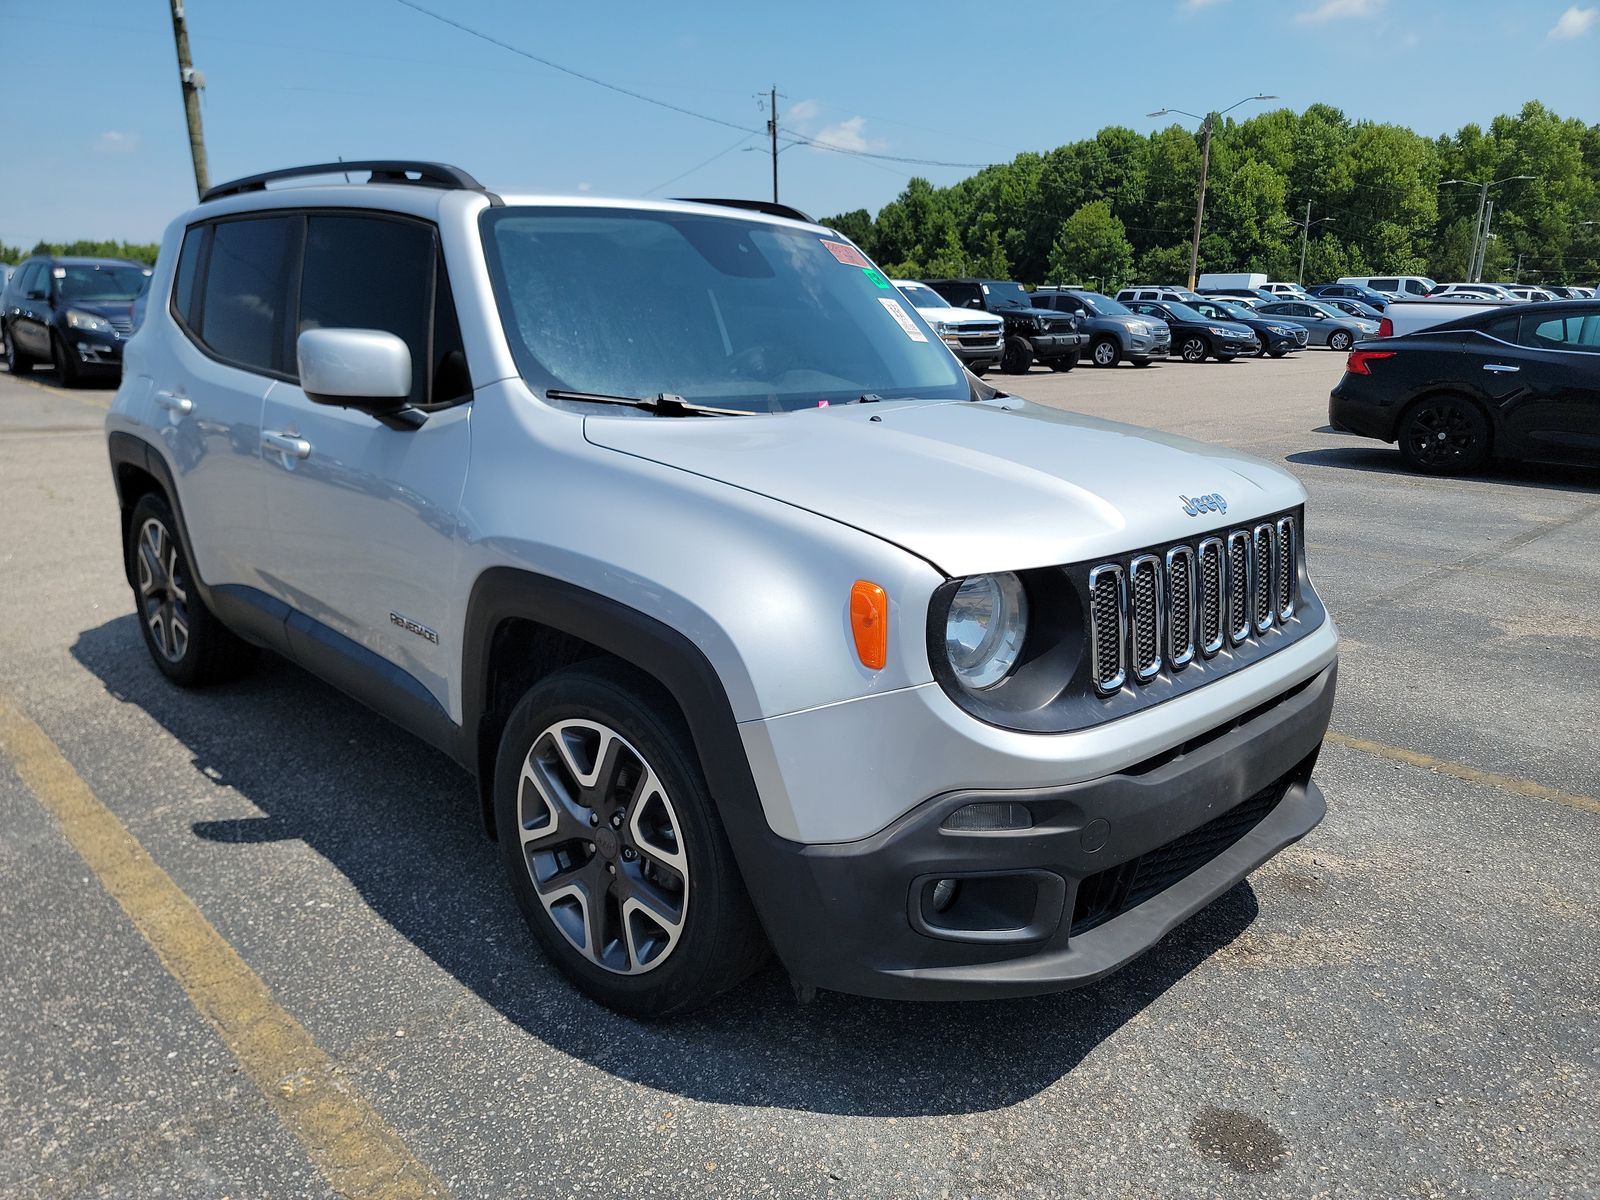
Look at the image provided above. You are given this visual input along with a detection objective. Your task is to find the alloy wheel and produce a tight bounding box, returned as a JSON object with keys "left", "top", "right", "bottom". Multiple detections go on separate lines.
{"left": 1092, "top": 340, "right": 1118, "bottom": 366}
{"left": 1181, "top": 337, "right": 1206, "bottom": 363}
{"left": 136, "top": 518, "right": 190, "bottom": 663}
{"left": 1403, "top": 402, "right": 1480, "bottom": 469}
{"left": 1330, "top": 331, "right": 1352, "bottom": 351}
{"left": 516, "top": 719, "right": 689, "bottom": 975}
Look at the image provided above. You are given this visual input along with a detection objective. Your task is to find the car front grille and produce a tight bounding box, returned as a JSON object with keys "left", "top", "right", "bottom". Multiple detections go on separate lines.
{"left": 1292, "top": 328, "right": 1308, "bottom": 345}
{"left": 1088, "top": 513, "right": 1300, "bottom": 697}
{"left": 1069, "top": 779, "right": 1288, "bottom": 937}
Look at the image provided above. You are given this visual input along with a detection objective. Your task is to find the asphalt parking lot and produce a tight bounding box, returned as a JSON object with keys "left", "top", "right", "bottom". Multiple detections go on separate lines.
{"left": 2, "top": 351, "right": 1596, "bottom": 1199}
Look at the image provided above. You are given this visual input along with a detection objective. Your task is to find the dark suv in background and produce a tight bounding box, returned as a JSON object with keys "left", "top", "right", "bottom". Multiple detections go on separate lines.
{"left": 1030, "top": 286, "right": 1171, "bottom": 367}
{"left": 922, "top": 277, "right": 1087, "bottom": 374}
{"left": 2, "top": 255, "right": 151, "bottom": 384}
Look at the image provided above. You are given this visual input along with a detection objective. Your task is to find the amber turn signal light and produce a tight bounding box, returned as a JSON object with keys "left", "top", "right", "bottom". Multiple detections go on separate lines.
{"left": 850, "top": 580, "right": 888, "bottom": 670}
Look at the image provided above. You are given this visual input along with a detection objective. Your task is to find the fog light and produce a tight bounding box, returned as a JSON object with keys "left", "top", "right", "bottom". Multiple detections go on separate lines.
{"left": 929, "top": 878, "right": 960, "bottom": 913}
{"left": 941, "top": 801, "right": 1033, "bottom": 832}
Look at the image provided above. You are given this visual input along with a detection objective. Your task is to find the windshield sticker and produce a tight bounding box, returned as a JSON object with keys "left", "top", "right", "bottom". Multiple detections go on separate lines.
{"left": 820, "top": 239, "right": 870, "bottom": 268}
{"left": 878, "top": 297, "right": 928, "bottom": 342}
{"left": 861, "top": 267, "right": 890, "bottom": 289}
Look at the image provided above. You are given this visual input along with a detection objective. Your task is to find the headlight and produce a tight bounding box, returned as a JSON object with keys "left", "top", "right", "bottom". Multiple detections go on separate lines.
{"left": 66, "top": 309, "right": 115, "bottom": 333}
{"left": 945, "top": 573, "right": 1028, "bottom": 690}
{"left": 933, "top": 320, "right": 952, "bottom": 336}
{"left": 1208, "top": 326, "right": 1231, "bottom": 337}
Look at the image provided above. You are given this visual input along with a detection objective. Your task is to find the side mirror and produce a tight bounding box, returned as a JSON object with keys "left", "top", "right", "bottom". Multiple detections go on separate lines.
{"left": 297, "top": 328, "right": 412, "bottom": 419}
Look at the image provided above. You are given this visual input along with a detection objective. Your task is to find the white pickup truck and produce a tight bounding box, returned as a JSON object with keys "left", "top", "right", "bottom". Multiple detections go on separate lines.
{"left": 1379, "top": 298, "right": 1511, "bottom": 338}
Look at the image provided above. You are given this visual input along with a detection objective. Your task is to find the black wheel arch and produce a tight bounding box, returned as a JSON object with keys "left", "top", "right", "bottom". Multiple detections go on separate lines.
{"left": 1393, "top": 387, "right": 1500, "bottom": 449}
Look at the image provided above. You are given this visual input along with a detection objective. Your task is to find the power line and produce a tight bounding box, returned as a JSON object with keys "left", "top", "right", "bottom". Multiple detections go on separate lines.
{"left": 387, "top": 0, "right": 991, "bottom": 170}
{"left": 643, "top": 134, "right": 756, "bottom": 196}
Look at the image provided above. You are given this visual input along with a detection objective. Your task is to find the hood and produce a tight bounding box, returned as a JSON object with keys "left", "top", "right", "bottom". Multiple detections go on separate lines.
{"left": 904, "top": 301, "right": 1003, "bottom": 329}
{"left": 584, "top": 399, "right": 1306, "bottom": 577}
{"left": 62, "top": 298, "right": 134, "bottom": 320}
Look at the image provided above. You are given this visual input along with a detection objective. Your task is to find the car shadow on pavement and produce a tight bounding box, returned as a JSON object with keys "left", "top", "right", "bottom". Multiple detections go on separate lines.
{"left": 1287, "top": 446, "right": 1600, "bottom": 493}
{"left": 73, "top": 614, "right": 1260, "bottom": 1118}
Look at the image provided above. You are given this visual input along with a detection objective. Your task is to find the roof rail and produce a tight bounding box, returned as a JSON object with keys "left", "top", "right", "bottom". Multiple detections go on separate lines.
{"left": 674, "top": 197, "right": 816, "bottom": 224}
{"left": 202, "top": 160, "right": 497, "bottom": 204}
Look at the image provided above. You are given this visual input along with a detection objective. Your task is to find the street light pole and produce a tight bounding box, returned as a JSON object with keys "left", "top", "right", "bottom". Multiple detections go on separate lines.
{"left": 1147, "top": 95, "right": 1277, "bottom": 290}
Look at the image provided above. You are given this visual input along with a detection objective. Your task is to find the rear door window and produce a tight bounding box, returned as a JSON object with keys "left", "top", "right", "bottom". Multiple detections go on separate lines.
{"left": 1521, "top": 310, "right": 1600, "bottom": 352}
{"left": 197, "top": 216, "right": 296, "bottom": 375}
{"left": 1370, "top": 278, "right": 1398, "bottom": 292}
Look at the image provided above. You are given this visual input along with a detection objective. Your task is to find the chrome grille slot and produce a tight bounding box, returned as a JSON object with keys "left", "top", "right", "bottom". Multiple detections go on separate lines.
{"left": 1197, "top": 537, "right": 1224, "bottom": 656}
{"left": 1253, "top": 523, "right": 1276, "bottom": 633}
{"left": 1087, "top": 564, "right": 1127, "bottom": 695}
{"left": 1275, "top": 516, "right": 1296, "bottom": 620}
{"left": 1129, "top": 555, "right": 1162, "bottom": 682}
{"left": 1165, "top": 545, "right": 1196, "bottom": 668}
{"left": 1226, "top": 531, "right": 1251, "bottom": 645}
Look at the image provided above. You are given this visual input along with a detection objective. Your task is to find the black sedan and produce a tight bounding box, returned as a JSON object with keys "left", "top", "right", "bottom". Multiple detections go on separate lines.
{"left": 1187, "top": 298, "right": 1306, "bottom": 357}
{"left": 1122, "top": 300, "right": 1259, "bottom": 362}
{"left": 1329, "top": 301, "right": 1600, "bottom": 474}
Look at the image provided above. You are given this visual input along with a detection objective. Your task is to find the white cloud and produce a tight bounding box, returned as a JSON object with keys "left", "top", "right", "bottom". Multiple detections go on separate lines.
{"left": 1296, "top": 0, "right": 1382, "bottom": 23}
{"left": 787, "top": 99, "right": 820, "bottom": 122}
{"left": 1548, "top": 5, "right": 1597, "bottom": 38}
{"left": 809, "top": 116, "right": 880, "bottom": 153}
{"left": 577, "top": 181, "right": 592, "bottom": 193}
{"left": 94, "top": 130, "right": 139, "bottom": 155}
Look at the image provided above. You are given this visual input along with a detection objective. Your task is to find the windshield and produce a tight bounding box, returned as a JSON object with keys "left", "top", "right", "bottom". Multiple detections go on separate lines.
{"left": 1305, "top": 302, "right": 1344, "bottom": 319}
{"left": 981, "top": 280, "right": 1034, "bottom": 309}
{"left": 58, "top": 264, "right": 148, "bottom": 302}
{"left": 1163, "top": 302, "right": 1209, "bottom": 322}
{"left": 482, "top": 208, "right": 968, "bottom": 413}
{"left": 1070, "top": 291, "right": 1128, "bottom": 316}
{"left": 1214, "top": 302, "right": 1257, "bottom": 321}
{"left": 895, "top": 283, "right": 946, "bottom": 310}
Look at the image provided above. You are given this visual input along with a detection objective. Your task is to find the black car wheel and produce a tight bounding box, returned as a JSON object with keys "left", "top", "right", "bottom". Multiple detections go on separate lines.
{"left": 1397, "top": 395, "right": 1491, "bottom": 475}
{"left": 969, "top": 361, "right": 991, "bottom": 377}
{"left": 1179, "top": 336, "right": 1209, "bottom": 363}
{"left": 494, "top": 660, "right": 767, "bottom": 1017}
{"left": 1253, "top": 336, "right": 1268, "bottom": 358}
{"left": 51, "top": 333, "right": 82, "bottom": 388}
{"left": 1000, "top": 336, "right": 1033, "bottom": 375}
{"left": 3, "top": 324, "right": 33, "bottom": 374}
{"left": 1091, "top": 337, "right": 1120, "bottom": 368}
{"left": 1268, "top": 347, "right": 1290, "bottom": 358}
{"left": 1048, "top": 353, "right": 1078, "bottom": 373}
{"left": 1328, "top": 330, "right": 1354, "bottom": 352}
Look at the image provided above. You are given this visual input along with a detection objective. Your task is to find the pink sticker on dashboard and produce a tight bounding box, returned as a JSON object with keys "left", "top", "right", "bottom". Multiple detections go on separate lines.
{"left": 820, "top": 240, "right": 871, "bottom": 268}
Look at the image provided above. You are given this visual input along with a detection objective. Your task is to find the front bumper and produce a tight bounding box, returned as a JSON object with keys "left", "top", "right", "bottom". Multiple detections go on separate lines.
{"left": 65, "top": 328, "right": 124, "bottom": 368}
{"left": 942, "top": 332, "right": 1004, "bottom": 365}
{"left": 740, "top": 661, "right": 1336, "bottom": 1000}
{"left": 1214, "top": 335, "right": 1260, "bottom": 358}
{"left": 1027, "top": 332, "right": 1088, "bottom": 359}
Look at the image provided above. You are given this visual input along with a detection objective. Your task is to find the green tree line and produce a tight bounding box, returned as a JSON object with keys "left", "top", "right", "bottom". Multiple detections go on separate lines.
{"left": 825, "top": 101, "right": 1600, "bottom": 290}
{"left": 1, "top": 240, "right": 161, "bottom": 266}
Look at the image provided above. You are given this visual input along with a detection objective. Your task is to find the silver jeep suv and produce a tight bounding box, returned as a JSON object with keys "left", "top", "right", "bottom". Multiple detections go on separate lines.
{"left": 105, "top": 161, "right": 1339, "bottom": 1016}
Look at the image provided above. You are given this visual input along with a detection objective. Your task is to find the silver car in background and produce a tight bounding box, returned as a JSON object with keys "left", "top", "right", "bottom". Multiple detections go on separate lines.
{"left": 1254, "top": 298, "right": 1380, "bottom": 350}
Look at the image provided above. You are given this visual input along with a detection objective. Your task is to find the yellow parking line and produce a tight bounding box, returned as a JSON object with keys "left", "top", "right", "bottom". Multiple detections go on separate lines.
{"left": 0, "top": 695, "right": 446, "bottom": 1199}
{"left": 1325, "top": 731, "right": 1600, "bottom": 816}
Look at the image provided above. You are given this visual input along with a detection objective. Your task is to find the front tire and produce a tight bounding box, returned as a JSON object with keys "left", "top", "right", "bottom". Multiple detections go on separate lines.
{"left": 51, "top": 333, "right": 82, "bottom": 387}
{"left": 1090, "top": 337, "right": 1120, "bottom": 368}
{"left": 494, "top": 660, "right": 767, "bottom": 1017}
{"left": 1397, "top": 395, "right": 1491, "bottom": 475}
{"left": 1328, "top": 330, "right": 1354, "bottom": 352}
{"left": 1268, "top": 347, "right": 1289, "bottom": 358}
{"left": 1048, "top": 353, "right": 1079, "bottom": 373}
{"left": 1180, "top": 335, "right": 1209, "bottom": 363}
{"left": 1000, "top": 336, "right": 1033, "bottom": 375}
{"left": 127, "top": 494, "right": 256, "bottom": 685}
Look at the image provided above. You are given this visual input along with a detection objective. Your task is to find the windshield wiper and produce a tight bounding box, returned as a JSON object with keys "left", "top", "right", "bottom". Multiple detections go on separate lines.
{"left": 543, "top": 389, "right": 750, "bottom": 417}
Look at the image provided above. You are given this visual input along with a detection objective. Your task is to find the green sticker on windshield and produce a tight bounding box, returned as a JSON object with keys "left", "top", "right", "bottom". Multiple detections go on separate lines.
{"left": 861, "top": 267, "right": 890, "bottom": 289}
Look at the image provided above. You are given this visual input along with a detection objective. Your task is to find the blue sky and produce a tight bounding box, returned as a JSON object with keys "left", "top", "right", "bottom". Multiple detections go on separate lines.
{"left": 2, "top": 0, "right": 1596, "bottom": 246}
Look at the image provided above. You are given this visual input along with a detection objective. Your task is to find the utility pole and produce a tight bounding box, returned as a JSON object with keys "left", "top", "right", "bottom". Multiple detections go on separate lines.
{"left": 168, "top": 0, "right": 209, "bottom": 198}
{"left": 1187, "top": 114, "right": 1214, "bottom": 291}
{"left": 767, "top": 85, "right": 779, "bottom": 204}
{"left": 1513, "top": 252, "right": 1523, "bottom": 283}
{"left": 1467, "top": 180, "right": 1488, "bottom": 285}
{"left": 1298, "top": 199, "right": 1312, "bottom": 285}
{"left": 1473, "top": 199, "right": 1495, "bottom": 282}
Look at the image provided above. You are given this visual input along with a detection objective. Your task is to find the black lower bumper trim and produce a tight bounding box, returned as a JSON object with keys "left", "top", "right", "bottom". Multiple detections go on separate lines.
{"left": 739, "top": 662, "right": 1336, "bottom": 1001}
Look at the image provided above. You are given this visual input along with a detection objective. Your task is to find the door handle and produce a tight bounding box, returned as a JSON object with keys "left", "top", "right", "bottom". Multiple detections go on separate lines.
{"left": 261, "top": 431, "right": 312, "bottom": 460}
{"left": 154, "top": 389, "right": 193, "bottom": 415}
{"left": 1482, "top": 363, "right": 1520, "bottom": 374}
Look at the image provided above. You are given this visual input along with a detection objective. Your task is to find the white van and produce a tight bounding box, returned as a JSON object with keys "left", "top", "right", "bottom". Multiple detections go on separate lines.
{"left": 1197, "top": 272, "right": 1267, "bottom": 291}
{"left": 1337, "top": 275, "right": 1436, "bottom": 299}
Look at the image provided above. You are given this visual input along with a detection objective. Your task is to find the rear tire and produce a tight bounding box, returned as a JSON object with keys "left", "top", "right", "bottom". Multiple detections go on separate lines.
{"left": 127, "top": 494, "right": 256, "bottom": 685}
{"left": 3, "top": 323, "right": 34, "bottom": 374}
{"left": 1000, "top": 336, "right": 1033, "bottom": 375}
{"left": 1090, "top": 337, "right": 1120, "bottom": 368}
{"left": 494, "top": 660, "right": 767, "bottom": 1017}
{"left": 1397, "top": 394, "right": 1491, "bottom": 475}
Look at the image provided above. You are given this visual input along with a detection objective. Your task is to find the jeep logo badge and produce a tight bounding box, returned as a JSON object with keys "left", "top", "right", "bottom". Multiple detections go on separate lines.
{"left": 1179, "top": 493, "right": 1227, "bottom": 517}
